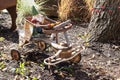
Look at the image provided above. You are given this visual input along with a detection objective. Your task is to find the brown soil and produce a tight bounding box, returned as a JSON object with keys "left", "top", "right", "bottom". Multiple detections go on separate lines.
{"left": 0, "top": 12, "right": 120, "bottom": 80}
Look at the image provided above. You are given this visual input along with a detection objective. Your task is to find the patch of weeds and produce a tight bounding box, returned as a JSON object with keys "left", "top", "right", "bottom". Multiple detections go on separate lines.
{"left": 39, "top": 62, "right": 45, "bottom": 70}
{"left": 32, "top": 77, "right": 38, "bottom": 80}
{"left": 39, "top": 62, "right": 45, "bottom": 67}
{"left": 78, "top": 32, "right": 90, "bottom": 47}
{"left": 16, "top": 62, "right": 29, "bottom": 76}
{"left": 58, "top": 66, "right": 73, "bottom": 73}
{"left": 55, "top": 66, "right": 74, "bottom": 77}
{"left": 15, "top": 61, "right": 40, "bottom": 79}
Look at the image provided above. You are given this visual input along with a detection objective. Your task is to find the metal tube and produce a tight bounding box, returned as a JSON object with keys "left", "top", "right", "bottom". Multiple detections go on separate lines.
{"left": 64, "top": 32, "right": 70, "bottom": 45}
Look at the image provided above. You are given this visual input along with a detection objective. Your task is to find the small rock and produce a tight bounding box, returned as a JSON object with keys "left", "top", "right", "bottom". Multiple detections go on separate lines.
{"left": 54, "top": 70, "right": 58, "bottom": 73}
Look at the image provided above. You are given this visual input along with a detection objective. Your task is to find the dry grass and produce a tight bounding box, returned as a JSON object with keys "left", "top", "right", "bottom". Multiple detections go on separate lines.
{"left": 84, "top": 0, "right": 95, "bottom": 11}
{"left": 58, "top": 0, "right": 94, "bottom": 22}
{"left": 58, "top": 0, "right": 74, "bottom": 21}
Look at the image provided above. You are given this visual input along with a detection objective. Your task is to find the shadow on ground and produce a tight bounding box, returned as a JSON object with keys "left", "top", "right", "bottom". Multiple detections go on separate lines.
{"left": 24, "top": 50, "right": 114, "bottom": 80}
{"left": 0, "top": 25, "right": 18, "bottom": 43}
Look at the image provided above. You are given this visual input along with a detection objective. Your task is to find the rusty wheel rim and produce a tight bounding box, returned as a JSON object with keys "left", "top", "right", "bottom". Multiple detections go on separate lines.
{"left": 11, "top": 49, "right": 21, "bottom": 60}
{"left": 37, "top": 41, "right": 46, "bottom": 51}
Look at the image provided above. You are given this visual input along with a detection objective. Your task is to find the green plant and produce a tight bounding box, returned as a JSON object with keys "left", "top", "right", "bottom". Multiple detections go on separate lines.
{"left": 0, "top": 37, "right": 5, "bottom": 41}
{"left": 55, "top": 66, "right": 73, "bottom": 73}
{"left": 16, "top": 62, "right": 27, "bottom": 76}
{"left": 0, "top": 62, "right": 5, "bottom": 70}
{"left": 79, "top": 32, "right": 90, "bottom": 47}
{"left": 32, "top": 77, "right": 38, "bottom": 80}
{"left": 39, "top": 62, "right": 45, "bottom": 71}
{"left": 39, "top": 62, "right": 45, "bottom": 67}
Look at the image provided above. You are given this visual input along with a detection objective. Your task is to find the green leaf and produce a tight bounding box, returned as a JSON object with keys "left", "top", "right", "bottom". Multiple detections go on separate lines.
{"left": 32, "top": 77, "right": 38, "bottom": 80}
{"left": 16, "top": 68, "right": 19, "bottom": 73}
{"left": 20, "top": 71, "right": 24, "bottom": 75}
{"left": 20, "top": 62, "right": 25, "bottom": 68}
{"left": 32, "top": 6, "right": 39, "bottom": 16}
{"left": 40, "top": 62, "right": 44, "bottom": 67}
{"left": 81, "top": 35, "right": 85, "bottom": 39}
{"left": 0, "top": 37, "right": 5, "bottom": 41}
{"left": 83, "top": 42, "right": 89, "bottom": 46}
{"left": 0, "top": 62, "right": 5, "bottom": 69}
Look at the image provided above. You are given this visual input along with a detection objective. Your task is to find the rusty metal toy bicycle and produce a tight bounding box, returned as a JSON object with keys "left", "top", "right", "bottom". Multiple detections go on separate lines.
{"left": 10, "top": 14, "right": 83, "bottom": 66}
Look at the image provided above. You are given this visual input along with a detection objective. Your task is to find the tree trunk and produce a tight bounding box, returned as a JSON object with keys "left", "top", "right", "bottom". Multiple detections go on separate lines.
{"left": 87, "top": 0, "right": 120, "bottom": 42}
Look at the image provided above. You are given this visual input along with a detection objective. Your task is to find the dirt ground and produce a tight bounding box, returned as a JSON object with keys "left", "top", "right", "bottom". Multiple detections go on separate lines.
{"left": 0, "top": 12, "right": 120, "bottom": 80}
